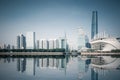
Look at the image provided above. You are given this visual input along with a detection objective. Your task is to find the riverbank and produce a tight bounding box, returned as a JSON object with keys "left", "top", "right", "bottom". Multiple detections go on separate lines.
{"left": 81, "top": 52, "right": 120, "bottom": 56}
{"left": 0, "top": 52, "right": 64, "bottom": 57}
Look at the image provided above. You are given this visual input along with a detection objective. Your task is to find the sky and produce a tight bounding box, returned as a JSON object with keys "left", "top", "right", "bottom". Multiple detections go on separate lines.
{"left": 0, "top": 0, "right": 120, "bottom": 48}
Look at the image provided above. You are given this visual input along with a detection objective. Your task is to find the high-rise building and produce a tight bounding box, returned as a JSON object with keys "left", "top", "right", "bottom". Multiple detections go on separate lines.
{"left": 36, "top": 40, "right": 39, "bottom": 49}
{"left": 40, "top": 39, "right": 44, "bottom": 49}
{"left": 91, "top": 11, "right": 98, "bottom": 39}
{"left": 16, "top": 34, "right": 26, "bottom": 49}
{"left": 59, "top": 37, "right": 67, "bottom": 49}
{"left": 54, "top": 39, "right": 59, "bottom": 49}
{"left": 49, "top": 39, "right": 54, "bottom": 49}
{"left": 26, "top": 32, "right": 35, "bottom": 49}
{"left": 20, "top": 34, "right": 26, "bottom": 49}
{"left": 42, "top": 39, "right": 49, "bottom": 49}
{"left": 77, "top": 28, "right": 86, "bottom": 50}
{"left": 17, "top": 35, "right": 20, "bottom": 49}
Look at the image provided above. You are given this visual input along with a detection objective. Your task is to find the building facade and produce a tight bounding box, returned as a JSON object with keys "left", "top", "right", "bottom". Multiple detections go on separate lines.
{"left": 17, "top": 34, "right": 26, "bottom": 49}
{"left": 91, "top": 11, "right": 98, "bottom": 39}
{"left": 26, "top": 32, "right": 35, "bottom": 49}
{"left": 77, "top": 28, "right": 86, "bottom": 50}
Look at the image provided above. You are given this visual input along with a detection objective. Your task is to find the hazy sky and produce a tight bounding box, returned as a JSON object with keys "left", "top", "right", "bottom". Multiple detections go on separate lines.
{"left": 0, "top": 0, "right": 120, "bottom": 48}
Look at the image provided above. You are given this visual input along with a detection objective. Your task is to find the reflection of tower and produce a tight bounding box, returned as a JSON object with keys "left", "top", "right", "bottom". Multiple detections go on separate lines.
{"left": 91, "top": 68, "right": 98, "bottom": 80}
{"left": 17, "top": 58, "right": 21, "bottom": 72}
{"left": 37, "top": 58, "right": 39, "bottom": 67}
{"left": 91, "top": 11, "right": 98, "bottom": 39}
{"left": 17, "top": 58, "right": 26, "bottom": 72}
{"left": 33, "top": 58, "right": 36, "bottom": 76}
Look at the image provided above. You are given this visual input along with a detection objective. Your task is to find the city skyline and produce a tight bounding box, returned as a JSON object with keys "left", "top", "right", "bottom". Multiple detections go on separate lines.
{"left": 0, "top": 0, "right": 120, "bottom": 49}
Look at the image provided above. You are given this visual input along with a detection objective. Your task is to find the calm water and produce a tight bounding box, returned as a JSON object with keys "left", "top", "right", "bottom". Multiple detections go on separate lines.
{"left": 0, "top": 54, "right": 120, "bottom": 80}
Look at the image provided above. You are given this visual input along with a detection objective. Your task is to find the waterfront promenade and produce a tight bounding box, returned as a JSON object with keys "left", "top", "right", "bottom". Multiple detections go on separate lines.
{"left": 0, "top": 52, "right": 64, "bottom": 57}
{"left": 81, "top": 52, "right": 120, "bottom": 56}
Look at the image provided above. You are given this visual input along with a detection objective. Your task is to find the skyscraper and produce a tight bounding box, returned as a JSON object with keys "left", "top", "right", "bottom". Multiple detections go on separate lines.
{"left": 17, "top": 35, "right": 20, "bottom": 49}
{"left": 49, "top": 39, "right": 54, "bottom": 49}
{"left": 77, "top": 28, "right": 86, "bottom": 50}
{"left": 91, "top": 11, "right": 98, "bottom": 39}
{"left": 36, "top": 40, "right": 39, "bottom": 49}
{"left": 59, "top": 37, "right": 67, "bottom": 49}
{"left": 26, "top": 32, "right": 35, "bottom": 49}
{"left": 20, "top": 34, "right": 26, "bottom": 49}
{"left": 16, "top": 34, "right": 26, "bottom": 49}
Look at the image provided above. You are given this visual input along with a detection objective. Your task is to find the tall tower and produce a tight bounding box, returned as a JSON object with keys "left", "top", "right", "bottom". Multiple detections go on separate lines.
{"left": 26, "top": 32, "right": 35, "bottom": 49}
{"left": 91, "top": 11, "right": 98, "bottom": 39}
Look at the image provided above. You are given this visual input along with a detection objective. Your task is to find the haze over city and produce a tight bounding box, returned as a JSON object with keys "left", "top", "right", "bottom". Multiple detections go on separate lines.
{"left": 0, "top": 0, "right": 120, "bottom": 49}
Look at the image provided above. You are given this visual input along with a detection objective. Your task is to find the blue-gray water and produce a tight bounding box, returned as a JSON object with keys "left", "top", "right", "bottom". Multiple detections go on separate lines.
{"left": 0, "top": 55, "right": 120, "bottom": 80}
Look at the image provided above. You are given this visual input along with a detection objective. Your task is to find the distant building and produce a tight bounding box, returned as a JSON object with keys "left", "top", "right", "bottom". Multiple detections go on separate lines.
{"left": 16, "top": 34, "right": 26, "bottom": 49}
{"left": 12, "top": 45, "right": 15, "bottom": 49}
{"left": 91, "top": 11, "right": 98, "bottom": 39}
{"left": 42, "top": 39, "right": 49, "bottom": 49}
{"left": 7, "top": 44, "right": 11, "bottom": 49}
{"left": 36, "top": 40, "right": 39, "bottom": 49}
{"left": 3, "top": 44, "right": 7, "bottom": 49}
{"left": 17, "top": 35, "right": 20, "bottom": 49}
{"left": 49, "top": 39, "right": 54, "bottom": 49}
{"left": 77, "top": 28, "right": 86, "bottom": 50}
{"left": 40, "top": 39, "right": 44, "bottom": 49}
{"left": 54, "top": 39, "right": 59, "bottom": 49}
{"left": 85, "top": 35, "right": 91, "bottom": 48}
{"left": 59, "top": 37, "right": 67, "bottom": 49}
{"left": 26, "top": 32, "right": 35, "bottom": 49}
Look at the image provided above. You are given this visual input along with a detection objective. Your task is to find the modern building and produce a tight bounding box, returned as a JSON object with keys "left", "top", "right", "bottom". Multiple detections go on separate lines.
{"left": 20, "top": 34, "right": 26, "bottom": 49}
{"left": 90, "top": 32, "right": 120, "bottom": 51}
{"left": 91, "top": 11, "right": 98, "bottom": 39}
{"left": 85, "top": 35, "right": 91, "bottom": 48}
{"left": 16, "top": 34, "right": 26, "bottom": 49}
{"left": 26, "top": 32, "right": 35, "bottom": 49}
{"left": 49, "top": 39, "right": 54, "bottom": 49}
{"left": 59, "top": 37, "right": 67, "bottom": 49}
{"left": 36, "top": 40, "right": 39, "bottom": 49}
{"left": 77, "top": 28, "right": 86, "bottom": 50}
{"left": 17, "top": 35, "right": 20, "bottom": 49}
{"left": 42, "top": 39, "right": 49, "bottom": 49}
{"left": 54, "top": 39, "right": 59, "bottom": 49}
{"left": 40, "top": 39, "right": 44, "bottom": 49}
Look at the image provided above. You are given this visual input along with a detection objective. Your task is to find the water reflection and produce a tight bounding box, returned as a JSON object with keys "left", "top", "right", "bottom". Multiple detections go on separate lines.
{"left": 0, "top": 55, "right": 120, "bottom": 80}
{"left": 77, "top": 56, "right": 91, "bottom": 79}
{"left": 0, "top": 55, "right": 70, "bottom": 76}
{"left": 91, "top": 56, "right": 120, "bottom": 69}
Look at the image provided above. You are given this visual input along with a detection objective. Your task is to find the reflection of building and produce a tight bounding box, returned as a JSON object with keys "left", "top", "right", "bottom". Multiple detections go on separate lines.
{"left": 91, "top": 68, "right": 98, "bottom": 80}
{"left": 17, "top": 58, "right": 26, "bottom": 73}
{"left": 91, "top": 11, "right": 98, "bottom": 39}
{"left": 26, "top": 32, "right": 35, "bottom": 49}
{"left": 39, "top": 57, "right": 66, "bottom": 69}
{"left": 78, "top": 57, "right": 91, "bottom": 79}
{"left": 26, "top": 58, "right": 36, "bottom": 75}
